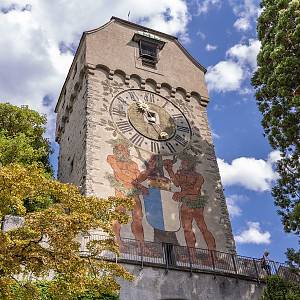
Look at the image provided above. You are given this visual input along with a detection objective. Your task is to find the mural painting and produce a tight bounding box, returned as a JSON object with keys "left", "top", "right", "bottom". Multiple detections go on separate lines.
{"left": 163, "top": 154, "right": 216, "bottom": 251}
{"left": 99, "top": 82, "right": 218, "bottom": 251}
{"left": 106, "top": 139, "right": 216, "bottom": 251}
{"left": 106, "top": 139, "right": 151, "bottom": 247}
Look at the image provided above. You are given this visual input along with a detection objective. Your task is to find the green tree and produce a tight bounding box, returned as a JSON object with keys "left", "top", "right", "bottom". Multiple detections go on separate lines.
{"left": 260, "top": 276, "right": 300, "bottom": 300}
{"left": 252, "top": 0, "right": 300, "bottom": 266}
{"left": 0, "top": 103, "right": 52, "bottom": 173}
{"left": 0, "top": 104, "right": 133, "bottom": 299}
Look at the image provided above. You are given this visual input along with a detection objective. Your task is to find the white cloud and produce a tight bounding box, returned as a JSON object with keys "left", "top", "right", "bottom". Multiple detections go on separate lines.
{"left": 212, "top": 131, "right": 220, "bottom": 139}
{"left": 217, "top": 151, "right": 280, "bottom": 192}
{"left": 230, "top": 0, "right": 261, "bottom": 32}
{"left": 0, "top": 0, "right": 190, "bottom": 138}
{"left": 196, "top": 30, "right": 206, "bottom": 40}
{"left": 206, "top": 43, "right": 217, "bottom": 51}
{"left": 195, "top": 0, "right": 221, "bottom": 15}
{"left": 235, "top": 222, "right": 271, "bottom": 244}
{"left": 226, "top": 194, "right": 248, "bottom": 217}
{"left": 206, "top": 61, "right": 244, "bottom": 92}
{"left": 234, "top": 17, "right": 251, "bottom": 31}
{"left": 206, "top": 38, "right": 260, "bottom": 93}
{"left": 227, "top": 39, "right": 261, "bottom": 70}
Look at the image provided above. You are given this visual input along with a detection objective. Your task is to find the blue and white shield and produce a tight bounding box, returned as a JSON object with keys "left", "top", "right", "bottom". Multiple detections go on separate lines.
{"left": 143, "top": 187, "right": 181, "bottom": 232}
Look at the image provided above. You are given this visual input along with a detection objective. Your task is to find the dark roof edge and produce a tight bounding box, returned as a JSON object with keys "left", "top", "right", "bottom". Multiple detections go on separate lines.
{"left": 174, "top": 40, "right": 207, "bottom": 73}
{"left": 111, "top": 16, "right": 178, "bottom": 40}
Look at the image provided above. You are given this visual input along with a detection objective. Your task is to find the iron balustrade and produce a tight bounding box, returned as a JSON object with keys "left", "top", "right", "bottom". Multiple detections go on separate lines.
{"left": 80, "top": 234, "right": 299, "bottom": 283}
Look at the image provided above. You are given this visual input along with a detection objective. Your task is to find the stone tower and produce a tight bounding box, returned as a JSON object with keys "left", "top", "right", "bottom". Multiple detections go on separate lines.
{"left": 55, "top": 17, "right": 245, "bottom": 300}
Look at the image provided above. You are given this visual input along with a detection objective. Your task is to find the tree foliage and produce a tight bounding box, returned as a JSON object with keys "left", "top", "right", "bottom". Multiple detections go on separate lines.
{"left": 260, "top": 275, "right": 300, "bottom": 300}
{"left": 0, "top": 103, "right": 52, "bottom": 173}
{"left": 8, "top": 279, "right": 120, "bottom": 300}
{"left": 286, "top": 248, "right": 300, "bottom": 270}
{"left": 252, "top": 0, "right": 300, "bottom": 258}
{"left": 0, "top": 164, "right": 133, "bottom": 299}
{"left": 0, "top": 103, "right": 134, "bottom": 299}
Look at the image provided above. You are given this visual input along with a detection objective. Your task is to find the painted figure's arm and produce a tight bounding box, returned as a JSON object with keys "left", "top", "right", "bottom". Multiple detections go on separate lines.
{"left": 136, "top": 156, "right": 157, "bottom": 183}
{"left": 163, "top": 159, "right": 180, "bottom": 186}
{"left": 107, "top": 156, "right": 121, "bottom": 173}
{"left": 132, "top": 158, "right": 156, "bottom": 196}
{"left": 173, "top": 174, "right": 204, "bottom": 201}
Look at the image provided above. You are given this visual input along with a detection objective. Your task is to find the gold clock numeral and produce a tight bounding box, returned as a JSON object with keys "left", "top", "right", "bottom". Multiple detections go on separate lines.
{"left": 151, "top": 141, "right": 160, "bottom": 153}
{"left": 174, "top": 134, "right": 188, "bottom": 146}
{"left": 166, "top": 142, "right": 176, "bottom": 153}
{"left": 116, "top": 120, "right": 133, "bottom": 134}
{"left": 144, "top": 92, "right": 155, "bottom": 103}
{"left": 130, "top": 133, "right": 144, "bottom": 147}
{"left": 176, "top": 125, "right": 190, "bottom": 133}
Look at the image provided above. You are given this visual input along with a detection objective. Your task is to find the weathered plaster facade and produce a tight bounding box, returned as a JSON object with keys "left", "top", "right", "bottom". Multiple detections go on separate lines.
{"left": 119, "top": 265, "right": 265, "bottom": 300}
{"left": 55, "top": 17, "right": 244, "bottom": 299}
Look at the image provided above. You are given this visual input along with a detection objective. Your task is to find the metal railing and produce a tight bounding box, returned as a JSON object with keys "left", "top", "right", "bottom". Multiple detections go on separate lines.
{"left": 80, "top": 235, "right": 300, "bottom": 283}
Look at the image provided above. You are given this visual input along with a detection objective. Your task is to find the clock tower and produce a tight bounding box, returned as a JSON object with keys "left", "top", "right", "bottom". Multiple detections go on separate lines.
{"left": 55, "top": 17, "right": 237, "bottom": 300}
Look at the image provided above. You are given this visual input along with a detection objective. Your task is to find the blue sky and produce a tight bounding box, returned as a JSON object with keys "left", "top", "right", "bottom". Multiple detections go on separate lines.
{"left": 0, "top": 0, "right": 297, "bottom": 262}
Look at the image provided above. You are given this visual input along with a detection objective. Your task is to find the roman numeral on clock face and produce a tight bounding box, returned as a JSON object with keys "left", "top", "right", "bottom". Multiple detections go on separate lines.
{"left": 116, "top": 120, "right": 133, "bottom": 133}
{"left": 166, "top": 142, "right": 176, "bottom": 153}
{"left": 112, "top": 107, "right": 126, "bottom": 118}
{"left": 129, "top": 133, "right": 144, "bottom": 147}
{"left": 151, "top": 141, "right": 160, "bottom": 153}
{"left": 174, "top": 134, "right": 188, "bottom": 146}
{"left": 144, "top": 92, "right": 155, "bottom": 103}
{"left": 176, "top": 125, "right": 190, "bottom": 133}
{"left": 172, "top": 113, "right": 184, "bottom": 120}
{"left": 128, "top": 91, "right": 138, "bottom": 102}
{"left": 117, "top": 96, "right": 128, "bottom": 106}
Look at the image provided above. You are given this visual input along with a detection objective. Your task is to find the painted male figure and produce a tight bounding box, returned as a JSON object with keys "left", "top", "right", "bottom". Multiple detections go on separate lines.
{"left": 163, "top": 157, "right": 216, "bottom": 251}
{"left": 107, "top": 142, "right": 156, "bottom": 247}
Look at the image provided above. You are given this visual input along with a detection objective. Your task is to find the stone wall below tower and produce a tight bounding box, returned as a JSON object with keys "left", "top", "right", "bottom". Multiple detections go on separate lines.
{"left": 119, "top": 265, "right": 264, "bottom": 300}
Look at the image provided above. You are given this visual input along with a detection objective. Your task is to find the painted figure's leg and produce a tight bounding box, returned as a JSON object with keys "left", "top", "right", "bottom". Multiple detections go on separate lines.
{"left": 181, "top": 205, "right": 198, "bottom": 262}
{"left": 194, "top": 209, "right": 216, "bottom": 250}
{"left": 113, "top": 221, "right": 122, "bottom": 247}
{"left": 181, "top": 205, "right": 196, "bottom": 248}
{"left": 131, "top": 196, "right": 144, "bottom": 244}
{"left": 114, "top": 190, "right": 125, "bottom": 248}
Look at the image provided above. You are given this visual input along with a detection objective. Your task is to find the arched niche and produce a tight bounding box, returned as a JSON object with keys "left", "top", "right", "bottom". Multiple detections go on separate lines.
{"left": 130, "top": 74, "right": 142, "bottom": 89}
{"left": 113, "top": 69, "right": 126, "bottom": 84}
{"left": 190, "top": 91, "right": 202, "bottom": 106}
{"left": 175, "top": 87, "right": 186, "bottom": 101}
{"left": 145, "top": 78, "right": 157, "bottom": 92}
{"left": 160, "top": 82, "right": 172, "bottom": 97}
{"left": 95, "top": 64, "right": 109, "bottom": 80}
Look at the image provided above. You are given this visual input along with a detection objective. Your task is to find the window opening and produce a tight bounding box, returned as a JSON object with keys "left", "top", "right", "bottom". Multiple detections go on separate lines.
{"left": 139, "top": 40, "right": 158, "bottom": 66}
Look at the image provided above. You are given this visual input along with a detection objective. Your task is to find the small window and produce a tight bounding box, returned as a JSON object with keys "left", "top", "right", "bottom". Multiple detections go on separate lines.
{"left": 139, "top": 40, "right": 158, "bottom": 66}
{"left": 70, "top": 157, "right": 74, "bottom": 174}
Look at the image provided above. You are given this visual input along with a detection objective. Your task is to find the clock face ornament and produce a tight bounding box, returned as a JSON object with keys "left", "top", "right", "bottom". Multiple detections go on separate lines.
{"left": 110, "top": 89, "right": 192, "bottom": 155}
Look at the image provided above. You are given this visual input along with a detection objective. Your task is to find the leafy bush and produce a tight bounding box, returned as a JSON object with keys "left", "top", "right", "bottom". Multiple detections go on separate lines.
{"left": 260, "top": 276, "right": 300, "bottom": 300}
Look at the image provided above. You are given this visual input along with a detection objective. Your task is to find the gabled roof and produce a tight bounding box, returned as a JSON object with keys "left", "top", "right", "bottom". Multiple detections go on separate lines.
{"left": 55, "top": 16, "right": 207, "bottom": 112}
{"left": 109, "top": 17, "right": 207, "bottom": 73}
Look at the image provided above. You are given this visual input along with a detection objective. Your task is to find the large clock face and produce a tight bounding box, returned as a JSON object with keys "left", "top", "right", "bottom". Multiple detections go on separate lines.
{"left": 110, "top": 89, "right": 192, "bottom": 155}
